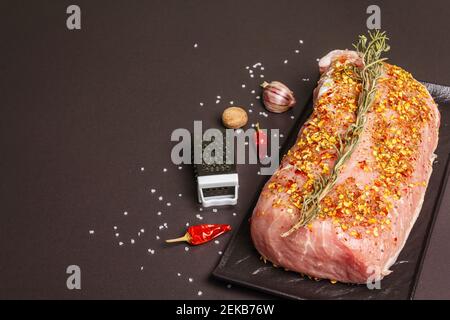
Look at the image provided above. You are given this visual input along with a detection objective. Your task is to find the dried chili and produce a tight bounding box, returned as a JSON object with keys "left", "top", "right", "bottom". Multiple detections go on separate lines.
{"left": 254, "top": 123, "right": 268, "bottom": 159}
{"left": 166, "top": 224, "right": 231, "bottom": 245}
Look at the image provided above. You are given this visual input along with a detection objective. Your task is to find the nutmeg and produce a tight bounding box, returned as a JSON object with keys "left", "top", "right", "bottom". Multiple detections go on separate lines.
{"left": 222, "top": 107, "right": 248, "bottom": 129}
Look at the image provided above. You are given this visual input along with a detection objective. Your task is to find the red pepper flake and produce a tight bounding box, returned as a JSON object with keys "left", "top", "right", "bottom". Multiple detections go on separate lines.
{"left": 166, "top": 224, "right": 231, "bottom": 245}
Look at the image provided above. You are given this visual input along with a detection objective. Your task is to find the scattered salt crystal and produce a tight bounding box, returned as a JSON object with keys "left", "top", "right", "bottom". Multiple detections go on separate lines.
{"left": 244, "top": 142, "right": 249, "bottom": 146}
{"left": 163, "top": 168, "right": 167, "bottom": 172}
{"left": 199, "top": 102, "right": 204, "bottom": 106}
{"left": 316, "top": 58, "right": 320, "bottom": 62}
{"left": 229, "top": 101, "right": 234, "bottom": 105}
{"left": 140, "top": 228, "right": 145, "bottom": 233}
{"left": 194, "top": 43, "right": 198, "bottom": 48}
{"left": 216, "top": 100, "right": 220, "bottom": 104}
{"left": 214, "top": 240, "right": 220, "bottom": 244}
{"left": 140, "top": 167, "right": 145, "bottom": 171}
{"left": 261, "top": 67, "right": 265, "bottom": 71}
{"left": 178, "top": 166, "right": 182, "bottom": 170}
{"left": 199, "top": 207, "right": 203, "bottom": 211}
{"left": 158, "top": 196, "right": 163, "bottom": 201}
{"left": 197, "top": 291, "right": 203, "bottom": 296}
{"left": 253, "top": 63, "right": 261, "bottom": 68}
{"left": 280, "top": 134, "right": 284, "bottom": 138}
{"left": 217, "top": 95, "right": 221, "bottom": 99}
{"left": 89, "top": 230, "right": 94, "bottom": 235}
{"left": 148, "top": 248, "right": 155, "bottom": 254}
{"left": 140, "top": 266, "right": 144, "bottom": 271}
{"left": 115, "top": 233, "right": 119, "bottom": 237}
{"left": 123, "top": 211, "right": 128, "bottom": 216}
{"left": 166, "top": 202, "right": 171, "bottom": 207}
{"left": 177, "top": 273, "right": 181, "bottom": 277}
{"left": 163, "top": 222, "right": 168, "bottom": 228}
{"left": 218, "top": 251, "right": 223, "bottom": 255}
{"left": 113, "top": 226, "right": 117, "bottom": 230}
{"left": 178, "top": 193, "right": 182, "bottom": 197}
{"left": 119, "top": 241, "right": 124, "bottom": 246}
{"left": 295, "top": 49, "right": 300, "bottom": 54}
{"left": 260, "top": 74, "right": 264, "bottom": 78}
{"left": 227, "top": 284, "right": 232, "bottom": 289}
{"left": 250, "top": 74, "right": 254, "bottom": 78}
{"left": 241, "top": 84, "right": 246, "bottom": 88}
{"left": 284, "top": 59, "right": 288, "bottom": 64}
{"left": 157, "top": 211, "right": 162, "bottom": 216}
{"left": 251, "top": 90, "right": 255, "bottom": 94}
{"left": 245, "top": 66, "right": 250, "bottom": 70}
{"left": 156, "top": 235, "right": 160, "bottom": 240}
{"left": 185, "top": 246, "right": 190, "bottom": 252}
{"left": 212, "top": 208, "right": 218, "bottom": 213}
{"left": 256, "top": 96, "right": 260, "bottom": 100}
{"left": 159, "top": 225, "right": 164, "bottom": 230}
{"left": 186, "top": 222, "right": 189, "bottom": 227}
{"left": 233, "top": 212, "right": 237, "bottom": 216}
{"left": 188, "top": 278, "right": 193, "bottom": 282}
{"left": 235, "top": 129, "right": 243, "bottom": 134}
{"left": 138, "top": 232, "right": 141, "bottom": 237}
{"left": 196, "top": 214, "right": 203, "bottom": 220}
{"left": 248, "top": 109, "right": 253, "bottom": 113}
{"left": 291, "top": 115, "right": 295, "bottom": 119}
{"left": 299, "top": 40, "right": 304, "bottom": 44}
{"left": 249, "top": 69, "right": 253, "bottom": 74}
{"left": 130, "top": 239, "right": 135, "bottom": 244}
{"left": 250, "top": 103, "right": 254, "bottom": 106}
{"left": 150, "top": 189, "right": 156, "bottom": 193}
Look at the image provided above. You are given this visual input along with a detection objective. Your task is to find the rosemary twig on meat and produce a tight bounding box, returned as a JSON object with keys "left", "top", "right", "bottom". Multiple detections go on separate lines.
{"left": 281, "top": 31, "right": 390, "bottom": 237}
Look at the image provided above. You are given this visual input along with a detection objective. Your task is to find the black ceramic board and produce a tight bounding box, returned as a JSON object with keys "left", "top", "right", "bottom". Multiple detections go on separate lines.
{"left": 213, "top": 82, "right": 450, "bottom": 300}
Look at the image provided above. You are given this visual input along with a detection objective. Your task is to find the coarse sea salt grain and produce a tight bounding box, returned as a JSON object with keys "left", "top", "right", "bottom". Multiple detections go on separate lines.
{"left": 291, "top": 115, "right": 295, "bottom": 119}
{"left": 115, "top": 233, "right": 119, "bottom": 237}
{"left": 119, "top": 241, "right": 124, "bottom": 246}
{"left": 246, "top": 66, "right": 250, "bottom": 70}
{"left": 123, "top": 211, "right": 128, "bottom": 216}
{"left": 233, "top": 212, "right": 237, "bottom": 216}
{"left": 295, "top": 49, "right": 300, "bottom": 54}
{"left": 113, "top": 226, "right": 117, "bottom": 230}
{"left": 163, "top": 222, "right": 168, "bottom": 228}
{"left": 130, "top": 239, "right": 135, "bottom": 244}
{"left": 163, "top": 168, "right": 167, "bottom": 172}
{"left": 284, "top": 59, "right": 288, "bottom": 64}
{"left": 148, "top": 248, "right": 155, "bottom": 254}
{"left": 199, "top": 102, "right": 204, "bottom": 106}
{"left": 198, "top": 291, "right": 203, "bottom": 296}
{"left": 248, "top": 109, "right": 253, "bottom": 113}
{"left": 166, "top": 202, "right": 171, "bottom": 207}
{"left": 214, "top": 240, "right": 220, "bottom": 244}
{"left": 157, "top": 211, "right": 162, "bottom": 216}
{"left": 218, "top": 251, "right": 223, "bottom": 255}
{"left": 185, "top": 246, "right": 190, "bottom": 252}
{"left": 178, "top": 193, "right": 182, "bottom": 197}
{"left": 250, "top": 74, "right": 254, "bottom": 78}
{"left": 188, "top": 278, "right": 193, "bottom": 282}
{"left": 186, "top": 222, "right": 189, "bottom": 227}
{"left": 158, "top": 196, "right": 163, "bottom": 201}
{"left": 140, "top": 167, "right": 145, "bottom": 171}
{"left": 140, "top": 266, "right": 144, "bottom": 271}
{"left": 159, "top": 225, "right": 164, "bottom": 230}
{"left": 178, "top": 166, "right": 182, "bottom": 170}
{"left": 89, "top": 230, "right": 94, "bottom": 235}
{"left": 194, "top": 43, "right": 198, "bottom": 48}
{"left": 151, "top": 189, "right": 156, "bottom": 193}
{"left": 212, "top": 208, "right": 217, "bottom": 213}
{"left": 241, "top": 84, "right": 246, "bottom": 88}
{"left": 216, "top": 100, "right": 220, "bottom": 104}
{"left": 299, "top": 40, "right": 304, "bottom": 44}
{"left": 251, "top": 90, "right": 255, "bottom": 94}
{"left": 156, "top": 235, "right": 160, "bottom": 240}
{"left": 177, "top": 273, "right": 181, "bottom": 277}
{"left": 260, "top": 74, "right": 264, "bottom": 78}
{"left": 140, "top": 228, "right": 145, "bottom": 233}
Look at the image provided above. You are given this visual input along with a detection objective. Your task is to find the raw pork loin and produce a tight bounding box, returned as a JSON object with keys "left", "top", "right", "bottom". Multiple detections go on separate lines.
{"left": 250, "top": 50, "right": 440, "bottom": 284}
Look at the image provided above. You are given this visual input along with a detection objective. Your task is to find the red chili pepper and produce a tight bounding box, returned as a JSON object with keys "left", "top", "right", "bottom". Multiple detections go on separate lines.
{"left": 254, "top": 123, "right": 267, "bottom": 159}
{"left": 166, "top": 224, "right": 232, "bottom": 245}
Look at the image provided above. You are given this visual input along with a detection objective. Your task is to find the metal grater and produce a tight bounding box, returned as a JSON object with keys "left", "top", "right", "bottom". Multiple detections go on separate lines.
{"left": 193, "top": 133, "right": 239, "bottom": 207}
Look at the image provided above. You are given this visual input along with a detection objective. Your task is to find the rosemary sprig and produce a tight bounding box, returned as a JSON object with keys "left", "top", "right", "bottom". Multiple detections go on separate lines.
{"left": 281, "top": 31, "right": 390, "bottom": 237}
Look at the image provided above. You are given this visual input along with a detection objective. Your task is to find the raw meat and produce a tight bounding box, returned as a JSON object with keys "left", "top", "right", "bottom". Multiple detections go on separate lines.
{"left": 250, "top": 50, "right": 440, "bottom": 284}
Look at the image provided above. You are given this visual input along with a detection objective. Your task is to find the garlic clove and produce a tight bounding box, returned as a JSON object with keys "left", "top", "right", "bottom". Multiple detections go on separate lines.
{"left": 261, "top": 81, "right": 296, "bottom": 113}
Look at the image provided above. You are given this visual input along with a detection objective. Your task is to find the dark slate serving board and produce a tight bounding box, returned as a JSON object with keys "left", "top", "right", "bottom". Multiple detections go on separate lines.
{"left": 213, "top": 82, "right": 450, "bottom": 300}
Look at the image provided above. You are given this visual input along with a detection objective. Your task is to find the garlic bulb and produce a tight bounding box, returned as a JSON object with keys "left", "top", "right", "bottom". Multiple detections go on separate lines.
{"left": 260, "top": 81, "right": 296, "bottom": 113}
